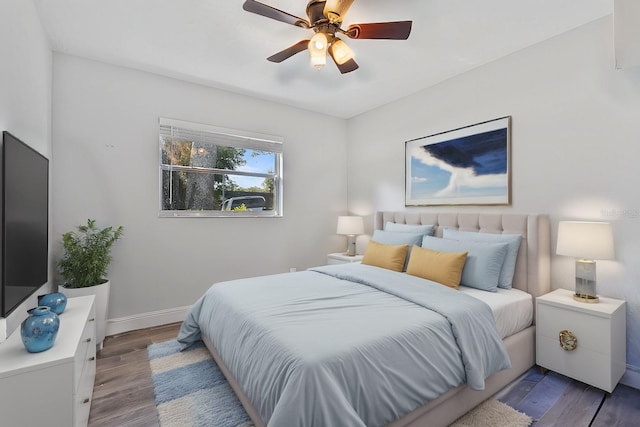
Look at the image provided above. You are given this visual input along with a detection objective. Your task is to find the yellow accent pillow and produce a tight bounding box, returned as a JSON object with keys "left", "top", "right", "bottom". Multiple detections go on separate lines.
{"left": 361, "top": 240, "right": 409, "bottom": 272}
{"left": 406, "top": 245, "right": 468, "bottom": 289}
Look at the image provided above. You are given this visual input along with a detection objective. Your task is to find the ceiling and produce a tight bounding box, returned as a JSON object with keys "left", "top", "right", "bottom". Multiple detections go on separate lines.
{"left": 33, "top": 0, "right": 612, "bottom": 119}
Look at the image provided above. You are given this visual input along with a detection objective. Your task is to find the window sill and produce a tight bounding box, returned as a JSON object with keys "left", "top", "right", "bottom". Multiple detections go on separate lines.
{"left": 158, "top": 210, "right": 283, "bottom": 218}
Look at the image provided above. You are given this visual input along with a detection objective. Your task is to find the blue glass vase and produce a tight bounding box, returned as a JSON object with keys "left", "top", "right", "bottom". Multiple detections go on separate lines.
{"left": 21, "top": 306, "right": 60, "bottom": 353}
{"left": 38, "top": 292, "right": 68, "bottom": 315}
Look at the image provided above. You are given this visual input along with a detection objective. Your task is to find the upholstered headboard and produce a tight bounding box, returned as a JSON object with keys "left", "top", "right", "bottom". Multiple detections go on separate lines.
{"left": 375, "top": 212, "right": 551, "bottom": 299}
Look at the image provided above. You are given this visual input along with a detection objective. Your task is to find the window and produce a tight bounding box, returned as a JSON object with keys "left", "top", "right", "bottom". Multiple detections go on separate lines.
{"left": 159, "top": 118, "right": 283, "bottom": 217}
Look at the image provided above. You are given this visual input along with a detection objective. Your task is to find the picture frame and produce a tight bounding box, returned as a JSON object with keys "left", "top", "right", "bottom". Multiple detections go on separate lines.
{"left": 405, "top": 116, "right": 511, "bottom": 206}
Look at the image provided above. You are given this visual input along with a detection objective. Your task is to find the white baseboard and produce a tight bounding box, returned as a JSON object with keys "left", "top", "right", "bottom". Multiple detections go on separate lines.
{"left": 620, "top": 365, "right": 640, "bottom": 390}
{"left": 105, "top": 305, "right": 190, "bottom": 336}
{"left": 0, "top": 318, "right": 6, "bottom": 343}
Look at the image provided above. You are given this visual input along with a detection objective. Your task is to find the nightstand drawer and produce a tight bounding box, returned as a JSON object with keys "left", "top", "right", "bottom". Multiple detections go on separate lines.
{"left": 537, "top": 303, "right": 609, "bottom": 355}
{"left": 537, "top": 334, "right": 613, "bottom": 391}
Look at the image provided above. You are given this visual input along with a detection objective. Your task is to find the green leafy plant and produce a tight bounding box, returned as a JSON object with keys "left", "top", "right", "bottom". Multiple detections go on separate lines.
{"left": 59, "top": 219, "right": 124, "bottom": 288}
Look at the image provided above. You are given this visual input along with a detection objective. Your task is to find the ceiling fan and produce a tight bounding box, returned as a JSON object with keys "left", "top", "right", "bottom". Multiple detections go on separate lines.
{"left": 242, "top": 0, "right": 412, "bottom": 74}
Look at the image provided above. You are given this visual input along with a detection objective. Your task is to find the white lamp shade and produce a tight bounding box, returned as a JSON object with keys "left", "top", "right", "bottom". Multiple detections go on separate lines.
{"left": 556, "top": 221, "right": 614, "bottom": 260}
{"left": 337, "top": 216, "right": 364, "bottom": 235}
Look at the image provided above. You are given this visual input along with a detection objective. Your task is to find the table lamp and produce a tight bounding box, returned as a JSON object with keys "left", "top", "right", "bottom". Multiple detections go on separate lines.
{"left": 337, "top": 216, "right": 364, "bottom": 256}
{"left": 556, "top": 221, "right": 614, "bottom": 303}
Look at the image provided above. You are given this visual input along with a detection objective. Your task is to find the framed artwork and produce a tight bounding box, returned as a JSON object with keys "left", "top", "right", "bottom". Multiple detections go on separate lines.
{"left": 405, "top": 116, "right": 511, "bottom": 206}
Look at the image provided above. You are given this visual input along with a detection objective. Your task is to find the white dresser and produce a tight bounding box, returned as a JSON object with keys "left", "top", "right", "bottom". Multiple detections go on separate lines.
{"left": 0, "top": 295, "right": 97, "bottom": 427}
{"left": 536, "top": 288, "right": 626, "bottom": 393}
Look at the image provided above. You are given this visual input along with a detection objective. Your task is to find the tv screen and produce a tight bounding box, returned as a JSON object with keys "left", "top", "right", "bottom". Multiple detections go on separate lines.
{"left": 1, "top": 131, "right": 49, "bottom": 317}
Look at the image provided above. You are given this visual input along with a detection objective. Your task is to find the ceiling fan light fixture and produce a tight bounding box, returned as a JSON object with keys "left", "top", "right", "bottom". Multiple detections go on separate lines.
{"left": 324, "top": 0, "right": 355, "bottom": 23}
{"left": 329, "top": 38, "right": 353, "bottom": 65}
{"left": 242, "top": 0, "right": 412, "bottom": 74}
{"left": 308, "top": 32, "right": 328, "bottom": 69}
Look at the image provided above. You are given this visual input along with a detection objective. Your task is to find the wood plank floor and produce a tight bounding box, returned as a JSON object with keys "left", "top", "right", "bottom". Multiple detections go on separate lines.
{"left": 497, "top": 368, "right": 640, "bottom": 426}
{"left": 88, "top": 323, "right": 181, "bottom": 427}
{"left": 90, "top": 324, "right": 640, "bottom": 426}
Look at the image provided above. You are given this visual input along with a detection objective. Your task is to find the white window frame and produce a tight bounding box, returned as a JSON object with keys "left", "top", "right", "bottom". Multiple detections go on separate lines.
{"left": 159, "top": 118, "right": 283, "bottom": 218}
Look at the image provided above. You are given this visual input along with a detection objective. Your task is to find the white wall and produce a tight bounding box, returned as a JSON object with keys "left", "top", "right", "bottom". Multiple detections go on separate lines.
{"left": 51, "top": 54, "right": 348, "bottom": 325}
{"left": 347, "top": 16, "right": 640, "bottom": 385}
{"left": 0, "top": 0, "right": 53, "bottom": 341}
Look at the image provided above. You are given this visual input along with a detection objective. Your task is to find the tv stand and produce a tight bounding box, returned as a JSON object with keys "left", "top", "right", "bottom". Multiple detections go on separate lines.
{"left": 0, "top": 296, "right": 96, "bottom": 426}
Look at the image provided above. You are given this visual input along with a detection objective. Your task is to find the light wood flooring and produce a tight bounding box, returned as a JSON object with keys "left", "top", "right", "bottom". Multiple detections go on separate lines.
{"left": 89, "top": 324, "right": 640, "bottom": 426}
{"left": 88, "top": 323, "right": 181, "bottom": 427}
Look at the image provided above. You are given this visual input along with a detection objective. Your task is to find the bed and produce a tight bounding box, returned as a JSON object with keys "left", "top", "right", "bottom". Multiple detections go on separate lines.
{"left": 178, "top": 212, "right": 550, "bottom": 427}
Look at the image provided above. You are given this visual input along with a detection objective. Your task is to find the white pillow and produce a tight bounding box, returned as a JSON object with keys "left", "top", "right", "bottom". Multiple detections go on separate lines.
{"left": 442, "top": 229, "right": 522, "bottom": 289}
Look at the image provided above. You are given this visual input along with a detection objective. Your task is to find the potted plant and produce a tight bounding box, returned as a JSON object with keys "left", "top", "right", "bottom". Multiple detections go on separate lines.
{"left": 58, "top": 219, "right": 123, "bottom": 349}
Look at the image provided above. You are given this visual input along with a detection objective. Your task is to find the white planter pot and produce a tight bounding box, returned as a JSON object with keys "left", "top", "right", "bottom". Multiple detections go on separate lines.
{"left": 61, "top": 280, "right": 110, "bottom": 349}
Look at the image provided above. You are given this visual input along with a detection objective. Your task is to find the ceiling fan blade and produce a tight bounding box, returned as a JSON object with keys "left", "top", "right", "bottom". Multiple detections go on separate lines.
{"left": 267, "top": 40, "right": 310, "bottom": 63}
{"left": 243, "top": 0, "right": 310, "bottom": 29}
{"left": 323, "top": 0, "right": 355, "bottom": 23}
{"left": 346, "top": 21, "right": 412, "bottom": 40}
{"left": 328, "top": 50, "right": 359, "bottom": 74}
{"left": 335, "top": 58, "right": 359, "bottom": 74}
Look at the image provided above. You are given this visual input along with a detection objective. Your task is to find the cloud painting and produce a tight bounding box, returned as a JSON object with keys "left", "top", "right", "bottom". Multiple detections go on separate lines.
{"left": 406, "top": 117, "right": 510, "bottom": 206}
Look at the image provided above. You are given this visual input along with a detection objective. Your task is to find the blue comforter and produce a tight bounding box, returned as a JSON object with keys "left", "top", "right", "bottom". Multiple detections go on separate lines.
{"left": 178, "top": 263, "right": 510, "bottom": 427}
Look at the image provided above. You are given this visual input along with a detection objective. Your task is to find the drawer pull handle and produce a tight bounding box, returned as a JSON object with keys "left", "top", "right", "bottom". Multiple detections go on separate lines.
{"left": 89, "top": 318, "right": 95, "bottom": 322}
{"left": 85, "top": 338, "right": 92, "bottom": 343}
{"left": 82, "top": 398, "right": 90, "bottom": 404}
{"left": 88, "top": 356, "right": 95, "bottom": 361}
{"left": 559, "top": 329, "right": 578, "bottom": 351}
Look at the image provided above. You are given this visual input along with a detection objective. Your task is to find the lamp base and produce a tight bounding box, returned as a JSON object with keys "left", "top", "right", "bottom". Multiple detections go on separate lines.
{"left": 574, "top": 259, "right": 599, "bottom": 303}
{"left": 344, "top": 235, "right": 356, "bottom": 256}
{"left": 573, "top": 293, "right": 600, "bottom": 303}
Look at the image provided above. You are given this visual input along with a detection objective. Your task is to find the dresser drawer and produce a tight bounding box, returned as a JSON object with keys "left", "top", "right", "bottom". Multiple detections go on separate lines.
{"left": 74, "top": 353, "right": 97, "bottom": 427}
{"left": 74, "top": 309, "right": 97, "bottom": 391}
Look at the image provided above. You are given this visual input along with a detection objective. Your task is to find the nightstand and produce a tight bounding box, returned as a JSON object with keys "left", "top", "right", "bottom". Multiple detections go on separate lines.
{"left": 536, "top": 288, "right": 626, "bottom": 392}
{"left": 327, "top": 253, "right": 363, "bottom": 265}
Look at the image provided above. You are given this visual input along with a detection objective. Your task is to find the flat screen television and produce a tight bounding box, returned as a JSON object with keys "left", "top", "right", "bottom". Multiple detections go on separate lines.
{"left": 1, "top": 131, "right": 49, "bottom": 317}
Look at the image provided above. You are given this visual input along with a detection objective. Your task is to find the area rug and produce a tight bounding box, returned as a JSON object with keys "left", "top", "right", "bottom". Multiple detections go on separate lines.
{"left": 450, "top": 398, "right": 532, "bottom": 427}
{"left": 148, "top": 339, "right": 253, "bottom": 427}
{"left": 148, "top": 339, "right": 531, "bottom": 427}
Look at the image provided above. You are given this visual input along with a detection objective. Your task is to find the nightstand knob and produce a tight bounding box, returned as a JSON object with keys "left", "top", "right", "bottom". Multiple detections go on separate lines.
{"left": 559, "top": 329, "right": 578, "bottom": 351}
